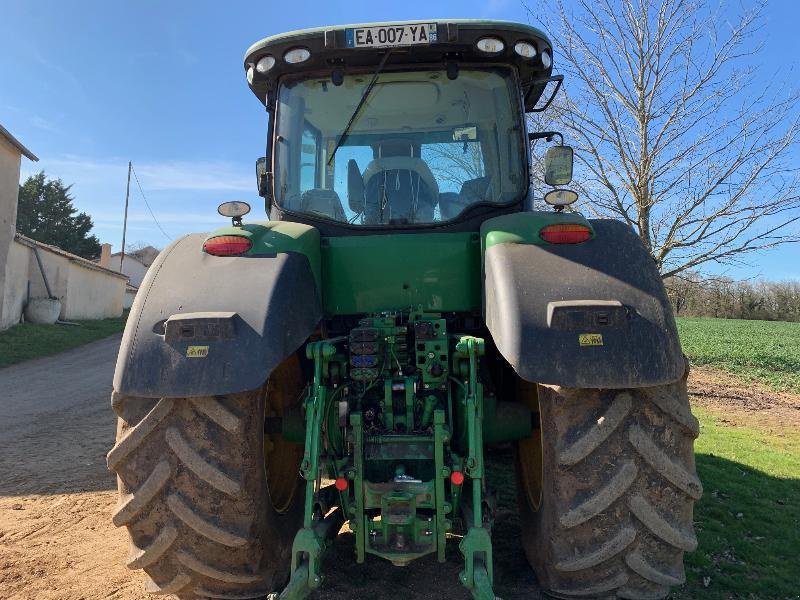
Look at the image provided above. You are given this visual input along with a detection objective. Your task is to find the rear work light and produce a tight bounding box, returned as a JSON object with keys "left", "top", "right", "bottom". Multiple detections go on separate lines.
{"left": 202, "top": 235, "right": 252, "bottom": 256}
{"left": 539, "top": 223, "right": 593, "bottom": 244}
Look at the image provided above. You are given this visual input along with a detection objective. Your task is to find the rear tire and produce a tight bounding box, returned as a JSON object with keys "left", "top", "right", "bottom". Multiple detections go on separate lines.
{"left": 516, "top": 373, "right": 701, "bottom": 599}
{"left": 107, "top": 357, "right": 305, "bottom": 599}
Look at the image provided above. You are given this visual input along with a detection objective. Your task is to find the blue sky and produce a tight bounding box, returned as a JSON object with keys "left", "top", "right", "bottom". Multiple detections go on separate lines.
{"left": 1, "top": 0, "right": 798, "bottom": 279}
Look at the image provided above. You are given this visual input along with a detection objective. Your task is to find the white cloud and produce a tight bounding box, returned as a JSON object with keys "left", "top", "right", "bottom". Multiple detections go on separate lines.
{"left": 134, "top": 161, "right": 252, "bottom": 192}
{"left": 18, "top": 154, "right": 259, "bottom": 249}
{"left": 23, "top": 155, "right": 253, "bottom": 193}
{"left": 92, "top": 210, "right": 224, "bottom": 226}
{"left": 29, "top": 116, "right": 59, "bottom": 133}
{"left": 33, "top": 53, "right": 88, "bottom": 100}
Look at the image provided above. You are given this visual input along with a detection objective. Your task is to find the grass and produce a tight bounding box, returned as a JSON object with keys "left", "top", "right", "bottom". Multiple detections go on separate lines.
{"left": 0, "top": 310, "right": 128, "bottom": 368}
{"left": 676, "top": 317, "right": 800, "bottom": 394}
{"left": 670, "top": 317, "right": 800, "bottom": 597}
{"left": 677, "top": 406, "right": 800, "bottom": 600}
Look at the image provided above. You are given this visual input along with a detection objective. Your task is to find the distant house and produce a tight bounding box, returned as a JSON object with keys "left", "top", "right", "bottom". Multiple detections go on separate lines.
{"left": 97, "top": 244, "right": 160, "bottom": 308}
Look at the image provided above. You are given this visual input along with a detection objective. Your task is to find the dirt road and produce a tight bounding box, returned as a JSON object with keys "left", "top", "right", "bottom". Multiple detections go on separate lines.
{"left": 0, "top": 335, "right": 147, "bottom": 600}
{"left": 2, "top": 337, "right": 794, "bottom": 599}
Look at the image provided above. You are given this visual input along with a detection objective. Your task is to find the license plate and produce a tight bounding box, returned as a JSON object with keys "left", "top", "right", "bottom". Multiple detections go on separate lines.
{"left": 345, "top": 23, "right": 438, "bottom": 49}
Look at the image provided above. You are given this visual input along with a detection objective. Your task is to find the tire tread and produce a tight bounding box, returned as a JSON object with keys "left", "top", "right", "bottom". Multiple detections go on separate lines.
{"left": 517, "top": 378, "right": 700, "bottom": 600}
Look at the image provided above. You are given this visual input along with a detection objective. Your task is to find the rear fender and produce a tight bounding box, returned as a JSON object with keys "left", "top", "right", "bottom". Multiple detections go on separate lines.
{"left": 482, "top": 215, "right": 683, "bottom": 388}
{"left": 114, "top": 225, "right": 322, "bottom": 397}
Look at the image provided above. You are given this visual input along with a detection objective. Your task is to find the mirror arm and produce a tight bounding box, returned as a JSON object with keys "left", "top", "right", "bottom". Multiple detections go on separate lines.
{"left": 525, "top": 74, "right": 564, "bottom": 113}
{"left": 528, "top": 131, "right": 564, "bottom": 145}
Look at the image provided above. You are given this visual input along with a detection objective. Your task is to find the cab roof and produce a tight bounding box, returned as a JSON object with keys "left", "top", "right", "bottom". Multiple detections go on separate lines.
{"left": 244, "top": 20, "right": 554, "bottom": 112}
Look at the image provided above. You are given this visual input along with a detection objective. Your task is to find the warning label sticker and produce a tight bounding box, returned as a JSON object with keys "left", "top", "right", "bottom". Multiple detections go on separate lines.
{"left": 186, "top": 345, "right": 209, "bottom": 358}
{"left": 579, "top": 333, "right": 604, "bottom": 347}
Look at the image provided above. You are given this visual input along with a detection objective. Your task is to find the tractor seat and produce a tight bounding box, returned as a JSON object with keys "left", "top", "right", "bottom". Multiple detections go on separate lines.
{"left": 362, "top": 156, "right": 439, "bottom": 199}
{"left": 361, "top": 139, "right": 439, "bottom": 224}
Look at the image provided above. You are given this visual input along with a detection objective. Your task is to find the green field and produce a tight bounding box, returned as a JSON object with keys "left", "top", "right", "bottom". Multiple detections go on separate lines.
{"left": 676, "top": 317, "right": 800, "bottom": 394}
{"left": 0, "top": 310, "right": 128, "bottom": 368}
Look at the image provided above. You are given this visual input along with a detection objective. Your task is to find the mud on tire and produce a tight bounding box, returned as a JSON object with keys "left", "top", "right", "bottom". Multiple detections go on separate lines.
{"left": 516, "top": 374, "right": 702, "bottom": 600}
{"left": 107, "top": 372, "right": 304, "bottom": 599}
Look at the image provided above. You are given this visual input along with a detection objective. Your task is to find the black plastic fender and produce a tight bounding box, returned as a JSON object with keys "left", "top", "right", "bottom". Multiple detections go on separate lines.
{"left": 113, "top": 233, "right": 322, "bottom": 397}
{"left": 483, "top": 219, "right": 683, "bottom": 388}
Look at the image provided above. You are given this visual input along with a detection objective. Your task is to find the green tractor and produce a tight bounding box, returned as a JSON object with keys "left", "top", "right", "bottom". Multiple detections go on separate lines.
{"left": 108, "top": 20, "right": 701, "bottom": 600}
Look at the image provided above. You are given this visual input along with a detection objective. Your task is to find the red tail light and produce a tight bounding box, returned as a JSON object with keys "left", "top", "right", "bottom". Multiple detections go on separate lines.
{"left": 203, "top": 235, "right": 252, "bottom": 256}
{"left": 539, "top": 224, "right": 593, "bottom": 244}
{"left": 450, "top": 471, "right": 465, "bottom": 486}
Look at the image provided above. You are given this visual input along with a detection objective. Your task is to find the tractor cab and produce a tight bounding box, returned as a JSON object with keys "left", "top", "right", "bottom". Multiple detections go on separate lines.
{"left": 245, "top": 20, "right": 564, "bottom": 229}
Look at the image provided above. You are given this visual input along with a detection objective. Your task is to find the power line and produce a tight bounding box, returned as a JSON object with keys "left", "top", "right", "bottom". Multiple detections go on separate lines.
{"left": 129, "top": 163, "right": 173, "bottom": 241}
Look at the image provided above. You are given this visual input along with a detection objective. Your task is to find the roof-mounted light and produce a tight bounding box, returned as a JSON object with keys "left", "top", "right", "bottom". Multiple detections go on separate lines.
{"left": 514, "top": 41, "right": 537, "bottom": 59}
{"left": 476, "top": 37, "right": 505, "bottom": 54}
{"left": 541, "top": 49, "right": 552, "bottom": 69}
{"left": 256, "top": 55, "right": 276, "bottom": 73}
{"left": 284, "top": 47, "right": 311, "bottom": 64}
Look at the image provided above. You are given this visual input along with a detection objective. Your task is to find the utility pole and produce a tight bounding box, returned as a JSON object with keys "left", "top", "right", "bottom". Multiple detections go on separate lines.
{"left": 120, "top": 161, "right": 132, "bottom": 273}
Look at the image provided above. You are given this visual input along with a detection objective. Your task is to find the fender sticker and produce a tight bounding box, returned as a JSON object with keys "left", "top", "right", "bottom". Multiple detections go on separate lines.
{"left": 186, "top": 345, "right": 209, "bottom": 358}
{"left": 579, "top": 333, "right": 604, "bottom": 347}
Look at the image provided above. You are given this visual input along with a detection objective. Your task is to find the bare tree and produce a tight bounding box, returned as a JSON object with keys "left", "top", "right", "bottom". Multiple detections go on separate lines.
{"left": 125, "top": 240, "right": 162, "bottom": 267}
{"left": 425, "top": 141, "right": 485, "bottom": 191}
{"left": 663, "top": 271, "right": 800, "bottom": 321}
{"left": 525, "top": 0, "right": 800, "bottom": 277}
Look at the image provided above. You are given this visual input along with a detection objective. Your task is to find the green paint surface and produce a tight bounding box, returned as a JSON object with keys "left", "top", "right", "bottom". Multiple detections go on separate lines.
{"left": 206, "top": 221, "right": 322, "bottom": 293}
{"left": 321, "top": 233, "right": 481, "bottom": 316}
{"left": 480, "top": 211, "right": 592, "bottom": 251}
{"left": 203, "top": 213, "right": 600, "bottom": 318}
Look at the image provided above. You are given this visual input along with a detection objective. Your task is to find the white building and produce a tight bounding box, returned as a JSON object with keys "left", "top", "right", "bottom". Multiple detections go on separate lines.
{"left": 0, "top": 124, "right": 127, "bottom": 330}
{"left": 97, "top": 244, "right": 160, "bottom": 308}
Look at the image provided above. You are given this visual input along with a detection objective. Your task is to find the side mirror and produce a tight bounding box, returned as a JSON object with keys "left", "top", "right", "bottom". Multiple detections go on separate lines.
{"left": 544, "top": 146, "right": 574, "bottom": 186}
{"left": 256, "top": 157, "right": 272, "bottom": 199}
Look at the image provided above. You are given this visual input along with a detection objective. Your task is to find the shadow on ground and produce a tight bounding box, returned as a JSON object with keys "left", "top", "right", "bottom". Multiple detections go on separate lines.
{"left": 316, "top": 448, "right": 800, "bottom": 600}
{"left": 674, "top": 454, "right": 800, "bottom": 600}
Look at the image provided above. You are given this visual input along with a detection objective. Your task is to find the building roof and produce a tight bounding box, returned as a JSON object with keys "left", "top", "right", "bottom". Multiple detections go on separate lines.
{"left": 109, "top": 251, "right": 148, "bottom": 267}
{"left": 15, "top": 233, "right": 129, "bottom": 280}
{"left": 0, "top": 124, "right": 38, "bottom": 161}
{"left": 111, "top": 245, "right": 160, "bottom": 267}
